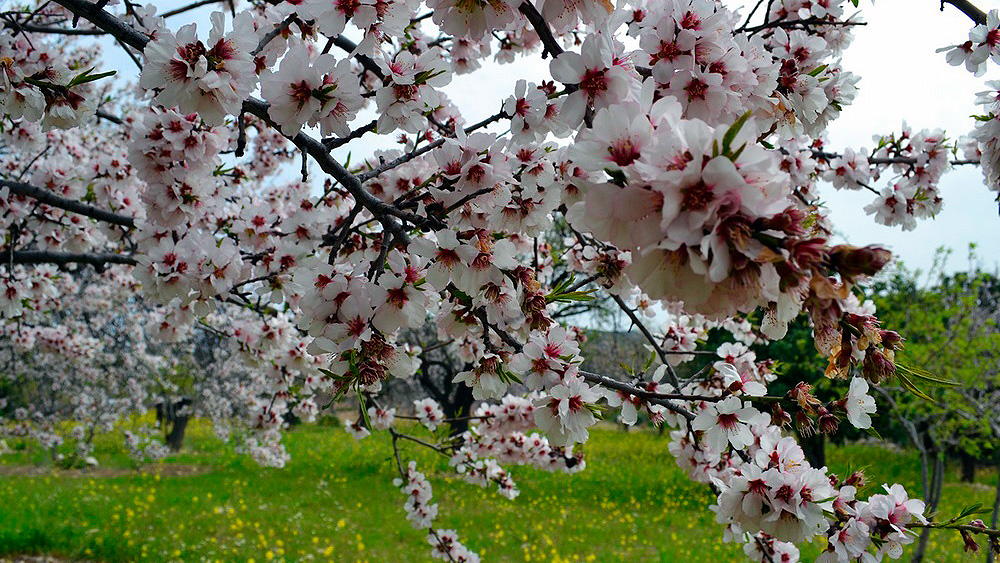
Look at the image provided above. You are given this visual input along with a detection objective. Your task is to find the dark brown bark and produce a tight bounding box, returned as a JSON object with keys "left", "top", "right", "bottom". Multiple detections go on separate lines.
{"left": 988, "top": 467, "right": 1000, "bottom": 563}
{"left": 960, "top": 451, "right": 977, "bottom": 483}
{"left": 912, "top": 436, "right": 945, "bottom": 563}
{"left": 156, "top": 398, "right": 192, "bottom": 452}
{"left": 0, "top": 178, "right": 135, "bottom": 227}
{"left": 799, "top": 432, "right": 826, "bottom": 468}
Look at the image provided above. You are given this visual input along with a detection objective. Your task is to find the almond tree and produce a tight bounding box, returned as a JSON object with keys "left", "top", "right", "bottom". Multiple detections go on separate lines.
{"left": 2, "top": 0, "right": 1000, "bottom": 560}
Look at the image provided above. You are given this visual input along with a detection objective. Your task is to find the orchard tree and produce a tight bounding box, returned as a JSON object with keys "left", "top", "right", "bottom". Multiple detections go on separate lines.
{"left": 870, "top": 251, "right": 1000, "bottom": 562}
{"left": 2, "top": 0, "right": 1000, "bottom": 560}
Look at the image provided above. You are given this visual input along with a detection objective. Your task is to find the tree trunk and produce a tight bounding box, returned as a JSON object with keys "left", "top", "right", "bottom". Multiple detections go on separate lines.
{"left": 156, "top": 398, "right": 192, "bottom": 452}
{"left": 165, "top": 414, "right": 189, "bottom": 451}
{"left": 799, "top": 432, "right": 826, "bottom": 468}
{"left": 987, "top": 463, "right": 1000, "bottom": 563}
{"left": 912, "top": 451, "right": 945, "bottom": 563}
{"left": 960, "top": 451, "right": 976, "bottom": 483}
{"left": 444, "top": 382, "right": 475, "bottom": 436}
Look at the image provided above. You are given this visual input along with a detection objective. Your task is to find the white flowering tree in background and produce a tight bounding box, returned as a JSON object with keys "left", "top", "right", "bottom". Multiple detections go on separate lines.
{"left": 1, "top": 0, "right": 1000, "bottom": 559}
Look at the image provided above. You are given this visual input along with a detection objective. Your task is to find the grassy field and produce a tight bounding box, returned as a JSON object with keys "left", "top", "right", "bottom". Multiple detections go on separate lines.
{"left": 0, "top": 420, "right": 995, "bottom": 562}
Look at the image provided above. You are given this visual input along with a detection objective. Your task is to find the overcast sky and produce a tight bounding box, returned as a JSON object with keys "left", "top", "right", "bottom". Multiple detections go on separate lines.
{"left": 97, "top": 0, "right": 1000, "bottom": 274}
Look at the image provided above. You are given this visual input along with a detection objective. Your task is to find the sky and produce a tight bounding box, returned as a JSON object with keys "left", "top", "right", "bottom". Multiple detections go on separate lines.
{"left": 94, "top": 0, "right": 1000, "bottom": 274}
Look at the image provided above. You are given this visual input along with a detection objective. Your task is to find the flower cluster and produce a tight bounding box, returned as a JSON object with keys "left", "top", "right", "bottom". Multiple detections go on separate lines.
{"left": 940, "top": 9, "right": 1000, "bottom": 75}
{"left": 395, "top": 461, "right": 479, "bottom": 562}
{"left": 4, "top": 0, "right": 998, "bottom": 560}
{"left": 260, "top": 40, "right": 364, "bottom": 136}
{"left": 968, "top": 80, "right": 1000, "bottom": 194}
{"left": 139, "top": 12, "right": 257, "bottom": 126}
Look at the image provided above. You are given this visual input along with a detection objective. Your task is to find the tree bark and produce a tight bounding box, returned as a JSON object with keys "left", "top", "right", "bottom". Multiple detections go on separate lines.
{"left": 912, "top": 447, "right": 945, "bottom": 562}
{"left": 960, "top": 451, "right": 977, "bottom": 483}
{"left": 156, "top": 398, "right": 192, "bottom": 452}
{"left": 443, "top": 380, "right": 475, "bottom": 436}
{"left": 799, "top": 432, "right": 826, "bottom": 468}
{"left": 988, "top": 463, "right": 1000, "bottom": 563}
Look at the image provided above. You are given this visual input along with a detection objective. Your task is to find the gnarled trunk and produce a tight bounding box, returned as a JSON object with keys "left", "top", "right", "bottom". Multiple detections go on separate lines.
{"left": 155, "top": 397, "right": 192, "bottom": 452}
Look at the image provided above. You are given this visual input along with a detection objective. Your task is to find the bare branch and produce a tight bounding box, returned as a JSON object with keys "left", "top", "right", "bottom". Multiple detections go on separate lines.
{"left": 1, "top": 178, "right": 136, "bottom": 228}
{"left": 358, "top": 110, "right": 508, "bottom": 182}
{"left": 609, "top": 293, "right": 683, "bottom": 392}
{"left": 517, "top": 1, "right": 563, "bottom": 58}
{"left": 811, "top": 150, "right": 979, "bottom": 167}
{"left": 160, "top": 0, "right": 226, "bottom": 18}
{"left": 323, "top": 119, "right": 377, "bottom": 149}
{"left": 578, "top": 370, "right": 695, "bottom": 421}
{"left": 739, "top": 16, "right": 866, "bottom": 34}
{"left": 331, "top": 34, "right": 385, "bottom": 80}
{"left": 5, "top": 251, "right": 136, "bottom": 267}
{"left": 95, "top": 108, "right": 124, "bottom": 125}
{"left": 3, "top": 20, "right": 104, "bottom": 35}
{"left": 940, "top": 0, "right": 988, "bottom": 25}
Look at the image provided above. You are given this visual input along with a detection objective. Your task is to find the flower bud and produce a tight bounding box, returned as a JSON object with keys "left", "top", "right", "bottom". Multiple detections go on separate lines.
{"left": 817, "top": 406, "right": 839, "bottom": 435}
{"left": 788, "top": 382, "right": 821, "bottom": 413}
{"left": 862, "top": 349, "right": 896, "bottom": 384}
{"left": 790, "top": 238, "right": 829, "bottom": 270}
{"left": 829, "top": 244, "right": 892, "bottom": 280}
{"left": 845, "top": 470, "right": 866, "bottom": 488}
{"left": 879, "top": 329, "right": 904, "bottom": 350}
{"left": 795, "top": 411, "right": 815, "bottom": 438}
{"left": 358, "top": 361, "right": 385, "bottom": 385}
{"left": 761, "top": 207, "right": 807, "bottom": 236}
{"left": 961, "top": 529, "right": 979, "bottom": 553}
{"left": 771, "top": 404, "right": 792, "bottom": 428}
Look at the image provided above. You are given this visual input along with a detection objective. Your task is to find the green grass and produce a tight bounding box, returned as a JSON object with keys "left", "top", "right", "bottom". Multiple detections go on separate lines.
{"left": 0, "top": 421, "right": 995, "bottom": 562}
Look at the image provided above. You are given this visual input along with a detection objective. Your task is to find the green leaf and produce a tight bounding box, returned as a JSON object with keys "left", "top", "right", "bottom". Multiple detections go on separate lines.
{"left": 357, "top": 388, "right": 371, "bottom": 429}
{"left": 604, "top": 168, "right": 628, "bottom": 186}
{"left": 896, "top": 363, "right": 959, "bottom": 387}
{"left": 642, "top": 348, "right": 657, "bottom": 372}
{"left": 545, "top": 289, "right": 597, "bottom": 304}
{"left": 730, "top": 142, "right": 747, "bottom": 162}
{"left": 864, "top": 426, "right": 882, "bottom": 440}
{"left": 807, "top": 64, "right": 828, "bottom": 77}
{"left": 66, "top": 67, "right": 117, "bottom": 87}
{"left": 896, "top": 370, "right": 936, "bottom": 403}
{"left": 721, "top": 111, "right": 752, "bottom": 156}
{"left": 957, "top": 503, "right": 988, "bottom": 519}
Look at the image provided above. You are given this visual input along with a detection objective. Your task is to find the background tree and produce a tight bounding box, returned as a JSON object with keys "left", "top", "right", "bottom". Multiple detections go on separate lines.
{"left": 869, "top": 249, "right": 1000, "bottom": 562}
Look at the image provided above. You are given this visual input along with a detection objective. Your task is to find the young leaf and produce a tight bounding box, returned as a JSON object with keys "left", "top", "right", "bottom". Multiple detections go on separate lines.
{"left": 722, "top": 111, "right": 752, "bottom": 156}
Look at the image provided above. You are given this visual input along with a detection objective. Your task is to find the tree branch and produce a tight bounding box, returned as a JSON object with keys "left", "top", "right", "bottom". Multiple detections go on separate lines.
{"left": 49, "top": 0, "right": 147, "bottom": 51}
{"left": 358, "top": 110, "right": 508, "bottom": 182}
{"left": 811, "top": 150, "right": 979, "bottom": 167}
{"left": 3, "top": 20, "right": 104, "bottom": 35}
{"left": 331, "top": 34, "right": 385, "bottom": 80}
{"left": 160, "top": 0, "right": 227, "bottom": 18}
{"left": 940, "top": 0, "right": 988, "bottom": 25}
{"left": 1, "top": 178, "right": 135, "bottom": 228}
{"left": 517, "top": 1, "right": 563, "bottom": 58}
{"left": 739, "top": 16, "right": 866, "bottom": 34}
{"left": 5, "top": 251, "right": 136, "bottom": 267}
{"left": 48, "top": 0, "right": 416, "bottom": 244}
{"left": 579, "top": 370, "right": 695, "bottom": 421}
{"left": 610, "top": 293, "right": 683, "bottom": 391}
